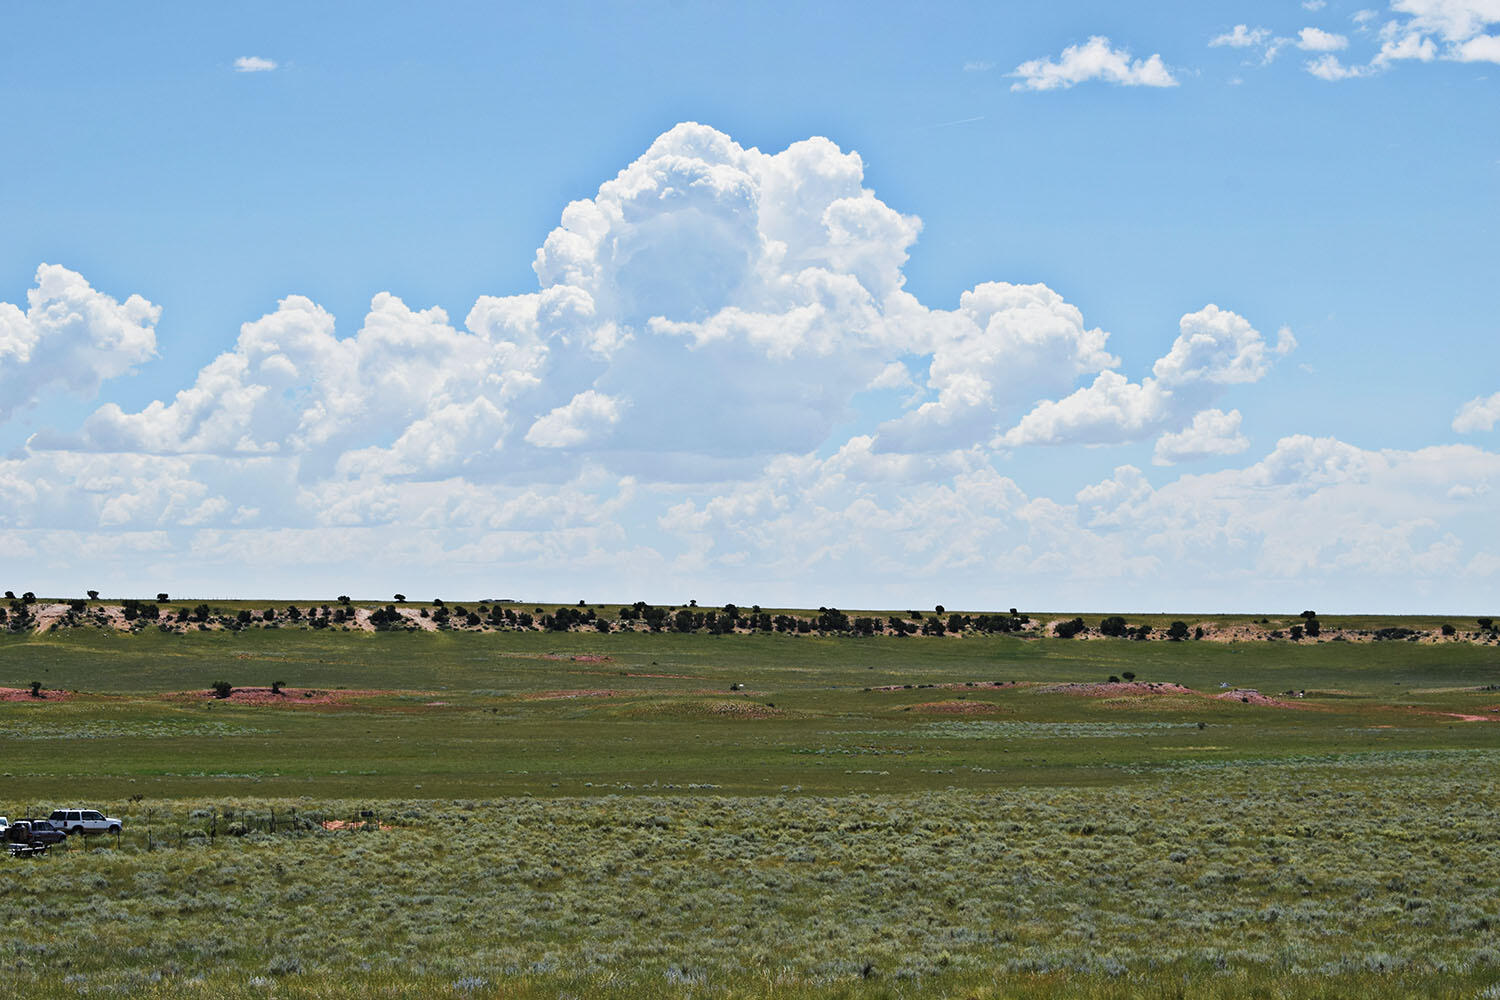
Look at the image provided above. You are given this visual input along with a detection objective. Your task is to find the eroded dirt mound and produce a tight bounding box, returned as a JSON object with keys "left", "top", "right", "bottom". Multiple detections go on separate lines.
{"left": 171, "top": 687, "right": 388, "bottom": 706}
{"left": 1213, "top": 688, "right": 1306, "bottom": 708}
{"left": 1039, "top": 682, "right": 1195, "bottom": 697}
{"left": 0, "top": 686, "right": 73, "bottom": 702}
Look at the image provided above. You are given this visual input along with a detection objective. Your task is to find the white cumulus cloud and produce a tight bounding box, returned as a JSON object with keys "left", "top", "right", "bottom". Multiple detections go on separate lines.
{"left": 5, "top": 122, "right": 1497, "bottom": 610}
{"left": 1153, "top": 409, "right": 1251, "bottom": 465}
{"left": 1010, "top": 36, "right": 1178, "bottom": 91}
{"left": 1298, "top": 26, "right": 1351, "bottom": 50}
{"left": 233, "top": 56, "right": 278, "bottom": 72}
{"left": 1210, "top": 25, "right": 1272, "bottom": 48}
{"left": 1307, "top": 54, "right": 1376, "bottom": 78}
{"left": 999, "top": 306, "right": 1288, "bottom": 448}
{"left": 1454, "top": 391, "right": 1500, "bottom": 433}
{"left": 1375, "top": 0, "right": 1500, "bottom": 65}
{"left": 526, "top": 390, "right": 625, "bottom": 448}
{"left": 0, "top": 264, "right": 159, "bottom": 423}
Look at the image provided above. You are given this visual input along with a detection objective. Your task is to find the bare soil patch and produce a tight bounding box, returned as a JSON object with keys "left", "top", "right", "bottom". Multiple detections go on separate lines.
{"left": 320, "top": 819, "right": 394, "bottom": 831}
{"left": 1212, "top": 688, "right": 1307, "bottom": 709}
{"left": 0, "top": 686, "right": 73, "bottom": 702}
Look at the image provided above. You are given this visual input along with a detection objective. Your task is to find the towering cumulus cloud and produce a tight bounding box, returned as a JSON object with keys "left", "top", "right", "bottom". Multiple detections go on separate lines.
{"left": 1, "top": 123, "right": 1495, "bottom": 607}
{"left": 0, "top": 265, "right": 159, "bottom": 422}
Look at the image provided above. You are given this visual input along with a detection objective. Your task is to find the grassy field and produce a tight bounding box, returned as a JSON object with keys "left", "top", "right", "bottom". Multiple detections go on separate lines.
{"left": 1, "top": 626, "right": 1497, "bottom": 997}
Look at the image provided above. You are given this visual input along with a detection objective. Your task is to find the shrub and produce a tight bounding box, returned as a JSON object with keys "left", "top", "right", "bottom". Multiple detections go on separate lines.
{"left": 212, "top": 681, "right": 234, "bottom": 699}
{"left": 1053, "top": 617, "right": 1086, "bottom": 639}
{"left": 266, "top": 954, "right": 302, "bottom": 977}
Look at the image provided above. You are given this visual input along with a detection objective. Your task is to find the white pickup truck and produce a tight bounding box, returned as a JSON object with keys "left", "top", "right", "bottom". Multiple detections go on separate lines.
{"left": 48, "top": 808, "right": 122, "bottom": 835}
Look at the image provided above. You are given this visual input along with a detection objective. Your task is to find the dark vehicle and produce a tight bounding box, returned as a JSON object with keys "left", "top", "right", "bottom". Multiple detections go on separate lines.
{"left": 4, "top": 819, "right": 65, "bottom": 856}
{"left": 16, "top": 819, "right": 68, "bottom": 845}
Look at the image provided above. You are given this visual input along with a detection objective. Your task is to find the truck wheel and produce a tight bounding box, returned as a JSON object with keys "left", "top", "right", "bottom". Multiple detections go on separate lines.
{"left": 70, "top": 826, "right": 83, "bottom": 836}
{"left": 109, "top": 825, "right": 120, "bottom": 834}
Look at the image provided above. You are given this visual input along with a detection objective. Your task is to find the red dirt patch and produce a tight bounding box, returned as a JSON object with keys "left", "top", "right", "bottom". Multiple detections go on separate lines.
{"left": 1212, "top": 688, "right": 1306, "bottom": 708}
{"left": 541, "top": 654, "right": 614, "bottom": 663}
{"left": 320, "top": 819, "right": 393, "bottom": 831}
{"left": 907, "top": 700, "right": 1006, "bottom": 715}
{"left": 0, "top": 686, "right": 72, "bottom": 702}
{"left": 1430, "top": 711, "right": 1499, "bottom": 722}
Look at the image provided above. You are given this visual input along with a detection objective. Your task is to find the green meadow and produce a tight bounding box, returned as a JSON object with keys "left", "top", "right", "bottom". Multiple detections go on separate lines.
{"left": 1, "top": 624, "right": 1498, "bottom": 997}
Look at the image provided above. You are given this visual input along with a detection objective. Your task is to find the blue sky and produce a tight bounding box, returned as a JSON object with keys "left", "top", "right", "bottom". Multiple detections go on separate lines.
{"left": 1, "top": 1, "right": 1497, "bottom": 610}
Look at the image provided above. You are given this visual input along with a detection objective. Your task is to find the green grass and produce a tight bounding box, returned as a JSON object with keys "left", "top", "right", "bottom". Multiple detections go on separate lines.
{"left": 1, "top": 628, "right": 1498, "bottom": 997}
